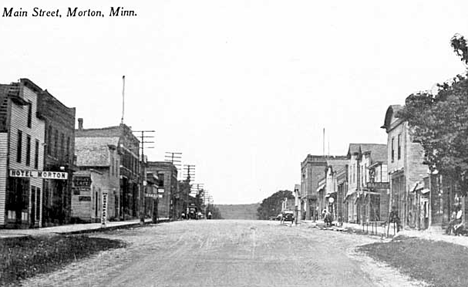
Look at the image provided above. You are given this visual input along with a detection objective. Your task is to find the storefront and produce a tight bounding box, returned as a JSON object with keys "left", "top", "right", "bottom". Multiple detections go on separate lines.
{"left": 6, "top": 169, "right": 67, "bottom": 228}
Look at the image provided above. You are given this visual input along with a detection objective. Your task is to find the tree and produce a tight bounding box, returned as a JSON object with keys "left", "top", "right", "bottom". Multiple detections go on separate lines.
{"left": 397, "top": 34, "right": 468, "bottom": 196}
{"left": 257, "top": 190, "right": 294, "bottom": 220}
{"left": 451, "top": 34, "right": 468, "bottom": 65}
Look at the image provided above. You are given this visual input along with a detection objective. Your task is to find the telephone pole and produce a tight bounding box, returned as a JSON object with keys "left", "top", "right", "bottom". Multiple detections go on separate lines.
{"left": 183, "top": 164, "right": 196, "bottom": 214}
{"left": 165, "top": 151, "right": 182, "bottom": 179}
{"left": 134, "top": 130, "right": 155, "bottom": 224}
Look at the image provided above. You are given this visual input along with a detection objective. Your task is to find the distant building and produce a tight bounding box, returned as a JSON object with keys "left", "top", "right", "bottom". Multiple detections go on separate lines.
{"left": 147, "top": 161, "right": 178, "bottom": 219}
{"left": 316, "top": 157, "right": 347, "bottom": 221}
{"left": 344, "top": 143, "right": 387, "bottom": 224}
{"left": 301, "top": 155, "right": 345, "bottom": 220}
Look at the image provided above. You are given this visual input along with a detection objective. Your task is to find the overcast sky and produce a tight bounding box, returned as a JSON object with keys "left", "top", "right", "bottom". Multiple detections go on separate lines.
{"left": 1, "top": 0, "right": 468, "bottom": 204}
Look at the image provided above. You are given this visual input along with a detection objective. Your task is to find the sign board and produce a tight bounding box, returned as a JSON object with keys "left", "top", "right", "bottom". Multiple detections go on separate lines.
{"left": 101, "top": 192, "right": 108, "bottom": 226}
{"left": 10, "top": 169, "right": 68, "bottom": 180}
{"left": 367, "top": 182, "right": 390, "bottom": 190}
{"left": 328, "top": 197, "right": 335, "bottom": 203}
{"left": 73, "top": 176, "right": 91, "bottom": 187}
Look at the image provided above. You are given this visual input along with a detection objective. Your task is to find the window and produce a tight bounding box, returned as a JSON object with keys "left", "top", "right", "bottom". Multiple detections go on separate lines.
{"left": 391, "top": 137, "right": 395, "bottom": 162}
{"left": 34, "top": 140, "right": 39, "bottom": 169}
{"left": 54, "top": 129, "right": 58, "bottom": 158}
{"left": 26, "top": 135, "right": 31, "bottom": 166}
{"left": 60, "top": 133, "right": 64, "bottom": 159}
{"left": 397, "top": 134, "right": 401, "bottom": 160}
{"left": 158, "top": 173, "right": 165, "bottom": 187}
{"left": 27, "top": 101, "right": 32, "bottom": 128}
{"left": 47, "top": 126, "right": 52, "bottom": 155}
{"left": 66, "top": 137, "right": 70, "bottom": 162}
{"left": 16, "top": 130, "right": 22, "bottom": 163}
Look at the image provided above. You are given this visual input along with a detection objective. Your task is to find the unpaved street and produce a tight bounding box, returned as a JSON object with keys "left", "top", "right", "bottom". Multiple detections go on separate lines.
{"left": 21, "top": 220, "right": 427, "bottom": 287}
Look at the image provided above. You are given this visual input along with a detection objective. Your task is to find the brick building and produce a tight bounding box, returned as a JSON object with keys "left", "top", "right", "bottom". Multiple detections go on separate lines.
{"left": 36, "top": 81, "right": 76, "bottom": 226}
{"left": 147, "top": 161, "right": 178, "bottom": 219}
{"left": 300, "top": 155, "right": 345, "bottom": 220}
{"left": 76, "top": 120, "right": 140, "bottom": 220}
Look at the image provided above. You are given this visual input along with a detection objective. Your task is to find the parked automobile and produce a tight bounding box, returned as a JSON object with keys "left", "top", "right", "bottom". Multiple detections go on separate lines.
{"left": 282, "top": 211, "right": 294, "bottom": 222}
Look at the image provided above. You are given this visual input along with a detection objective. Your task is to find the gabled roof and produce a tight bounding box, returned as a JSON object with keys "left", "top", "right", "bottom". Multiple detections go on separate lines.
{"left": 75, "top": 137, "right": 120, "bottom": 167}
{"left": 347, "top": 143, "right": 387, "bottom": 163}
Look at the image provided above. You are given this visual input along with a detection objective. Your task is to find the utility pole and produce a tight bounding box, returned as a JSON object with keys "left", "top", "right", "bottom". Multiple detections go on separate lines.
{"left": 134, "top": 130, "right": 155, "bottom": 224}
{"left": 183, "top": 164, "right": 195, "bottom": 215}
{"left": 121, "top": 75, "right": 125, "bottom": 124}
{"left": 165, "top": 151, "right": 182, "bottom": 178}
{"left": 164, "top": 152, "right": 182, "bottom": 218}
{"left": 191, "top": 183, "right": 204, "bottom": 214}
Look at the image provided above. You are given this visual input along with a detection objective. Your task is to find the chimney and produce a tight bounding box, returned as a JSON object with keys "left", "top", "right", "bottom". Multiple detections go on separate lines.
{"left": 78, "top": 118, "right": 83, "bottom": 130}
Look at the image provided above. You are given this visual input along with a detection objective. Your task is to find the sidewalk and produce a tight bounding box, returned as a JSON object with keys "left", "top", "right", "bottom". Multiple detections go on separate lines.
{"left": 298, "top": 219, "right": 468, "bottom": 247}
{"left": 0, "top": 218, "right": 166, "bottom": 239}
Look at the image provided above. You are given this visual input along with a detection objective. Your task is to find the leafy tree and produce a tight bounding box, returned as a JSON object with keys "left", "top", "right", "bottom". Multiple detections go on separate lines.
{"left": 451, "top": 34, "right": 468, "bottom": 65}
{"left": 397, "top": 34, "right": 468, "bottom": 196}
{"left": 257, "top": 190, "right": 294, "bottom": 220}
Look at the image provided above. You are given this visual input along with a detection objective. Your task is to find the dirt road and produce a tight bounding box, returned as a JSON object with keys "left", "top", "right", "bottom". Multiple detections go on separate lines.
{"left": 21, "top": 220, "right": 427, "bottom": 287}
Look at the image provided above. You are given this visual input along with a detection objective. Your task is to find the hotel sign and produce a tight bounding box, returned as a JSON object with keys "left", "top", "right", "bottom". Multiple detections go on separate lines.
{"left": 9, "top": 169, "right": 68, "bottom": 180}
{"left": 367, "top": 182, "right": 390, "bottom": 190}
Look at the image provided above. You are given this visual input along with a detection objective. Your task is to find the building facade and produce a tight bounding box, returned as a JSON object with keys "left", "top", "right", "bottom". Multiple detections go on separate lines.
{"left": 147, "top": 161, "right": 178, "bottom": 219}
{"left": 344, "top": 143, "right": 387, "bottom": 224}
{"left": 300, "top": 155, "right": 327, "bottom": 220}
{"left": 0, "top": 81, "right": 46, "bottom": 228}
{"left": 75, "top": 120, "right": 141, "bottom": 221}
{"left": 36, "top": 83, "right": 76, "bottom": 226}
{"left": 382, "top": 105, "right": 428, "bottom": 229}
{"left": 73, "top": 136, "right": 121, "bottom": 222}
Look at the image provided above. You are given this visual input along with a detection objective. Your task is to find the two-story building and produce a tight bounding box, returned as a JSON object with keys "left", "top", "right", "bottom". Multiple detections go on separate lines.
{"left": 36, "top": 83, "right": 76, "bottom": 226}
{"left": 382, "top": 105, "right": 428, "bottom": 229}
{"left": 73, "top": 134, "right": 121, "bottom": 222}
{"left": 344, "top": 143, "right": 387, "bottom": 224}
{"left": 75, "top": 119, "right": 140, "bottom": 221}
{"left": 146, "top": 161, "right": 178, "bottom": 219}
{"left": 0, "top": 81, "right": 46, "bottom": 228}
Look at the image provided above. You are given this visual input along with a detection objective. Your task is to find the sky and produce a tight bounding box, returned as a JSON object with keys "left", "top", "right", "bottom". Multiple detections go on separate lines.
{"left": 1, "top": 0, "right": 468, "bottom": 204}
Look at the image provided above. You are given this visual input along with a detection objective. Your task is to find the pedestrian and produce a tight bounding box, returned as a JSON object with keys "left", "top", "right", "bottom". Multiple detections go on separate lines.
{"left": 207, "top": 211, "right": 212, "bottom": 219}
{"left": 446, "top": 204, "right": 463, "bottom": 235}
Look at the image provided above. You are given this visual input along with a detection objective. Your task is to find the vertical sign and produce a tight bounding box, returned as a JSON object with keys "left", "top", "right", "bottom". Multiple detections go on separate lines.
{"left": 101, "top": 192, "right": 108, "bottom": 227}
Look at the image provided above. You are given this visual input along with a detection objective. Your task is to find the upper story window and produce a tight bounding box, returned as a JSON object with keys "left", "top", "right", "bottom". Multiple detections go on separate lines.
{"left": 16, "top": 130, "right": 22, "bottom": 163}
{"left": 54, "top": 129, "right": 58, "bottom": 158}
{"left": 47, "top": 126, "right": 52, "bottom": 155}
{"left": 66, "top": 137, "right": 70, "bottom": 162}
{"left": 391, "top": 137, "right": 395, "bottom": 163}
{"left": 26, "top": 135, "right": 31, "bottom": 166}
{"left": 34, "top": 139, "right": 39, "bottom": 169}
{"left": 27, "top": 101, "right": 32, "bottom": 128}
{"left": 397, "top": 134, "right": 401, "bottom": 160}
{"left": 60, "top": 133, "right": 64, "bottom": 160}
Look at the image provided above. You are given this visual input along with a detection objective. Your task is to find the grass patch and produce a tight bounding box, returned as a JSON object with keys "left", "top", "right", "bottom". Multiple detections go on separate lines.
{"left": 358, "top": 236, "right": 468, "bottom": 287}
{"left": 0, "top": 234, "right": 125, "bottom": 286}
